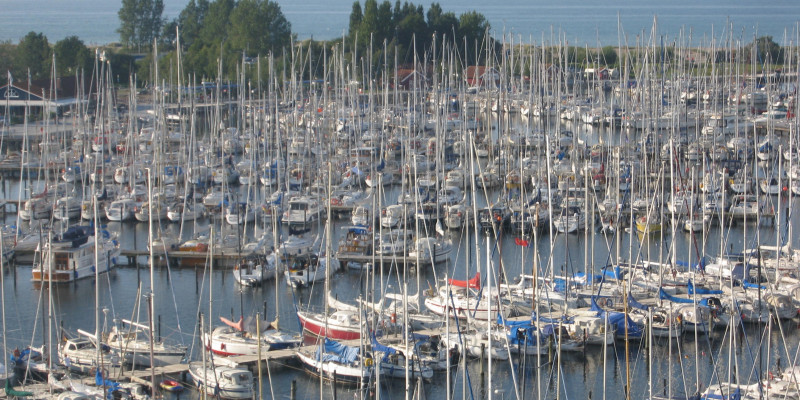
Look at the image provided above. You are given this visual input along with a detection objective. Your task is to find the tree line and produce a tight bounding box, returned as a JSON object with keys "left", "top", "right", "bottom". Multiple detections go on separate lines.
{"left": 0, "top": 33, "right": 136, "bottom": 87}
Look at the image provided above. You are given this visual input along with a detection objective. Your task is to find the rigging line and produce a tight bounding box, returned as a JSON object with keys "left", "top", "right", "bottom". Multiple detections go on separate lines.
{"left": 446, "top": 289, "right": 475, "bottom": 400}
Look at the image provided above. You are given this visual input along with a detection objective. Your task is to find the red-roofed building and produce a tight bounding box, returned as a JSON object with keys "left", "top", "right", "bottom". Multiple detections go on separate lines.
{"left": 394, "top": 68, "right": 429, "bottom": 90}
{"left": 464, "top": 66, "right": 499, "bottom": 87}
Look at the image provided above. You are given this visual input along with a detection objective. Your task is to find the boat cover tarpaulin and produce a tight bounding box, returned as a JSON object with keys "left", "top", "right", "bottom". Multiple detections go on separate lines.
{"left": 96, "top": 369, "right": 121, "bottom": 393}
{"left": 370, "top": 334, "right": 396, "bottom": 361}
{"left": 687, "top": 279, "right": 723, "bottom": 295}
{"left": 449, "top": 272, "right": 480, "bottom": 290}
{"left": 590, "top": 297, "right": 642, "bottom": 338}
{"left": 317, "top": 338, "right": 359, "bottom": 364}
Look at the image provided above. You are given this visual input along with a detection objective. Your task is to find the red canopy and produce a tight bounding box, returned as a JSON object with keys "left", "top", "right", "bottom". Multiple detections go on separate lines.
{"left": 448, "top": 272, "right": 480, "bottom": 290}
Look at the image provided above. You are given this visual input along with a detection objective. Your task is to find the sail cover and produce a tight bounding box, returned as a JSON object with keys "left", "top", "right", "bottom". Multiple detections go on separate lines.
{"left": 687, "top": 279, "right": 723, "bottom": 295}
{"left": 317, "top": 338, "right": 359, "bottom": 364}
{"left": 448, "top": 272, "right": 480, "bottom": 290}
{"left": 220, "top": 316, "right": 244, "bottom": 331}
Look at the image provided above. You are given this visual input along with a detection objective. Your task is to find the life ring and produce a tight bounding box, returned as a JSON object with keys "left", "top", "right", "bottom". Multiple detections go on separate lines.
{"left": 391, "top": 313, "right": 397, "bottom": 324}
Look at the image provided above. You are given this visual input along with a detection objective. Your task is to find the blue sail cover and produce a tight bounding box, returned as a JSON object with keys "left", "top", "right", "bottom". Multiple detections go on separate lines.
{"left": 371, "top": 335, "right": 396, "bottom": 362}
{"left": 531, "top": 312, "right": 573, "bottom": 324}
{"left": 687, "top": 279, "right": 723, "bottom": 295}
{"left": 317, "top": 338, "right": 360, "bottom": 364}
{"left": 658, "top": 288, "right": 695, "bottom": 304}
{"left": 573, "top": 272, "right": 603, "bottom": 286}
{"left": 497, "top": 314, "right": 540, "bottom": 346}
{"left": 742, "top": 280, "right": 767, "bottom": 290}
{"left": 676, "top": 258, "right": 706, "bottom": 270}
{"left": 601, "top": 265, "right": 623, "bottom": 280}
{"left": 370, "top": 335, "right": 396, "bottom": 356}
{"left": 627, "top": 294, "right": 650, "bottom": 311}
{"left": 591, "top": 297, "right": 642, "bottom": 338}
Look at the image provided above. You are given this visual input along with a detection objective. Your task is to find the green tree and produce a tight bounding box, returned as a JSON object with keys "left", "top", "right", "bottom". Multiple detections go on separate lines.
{"left": 198, "top": 0, "right": 234, "bottom": 45}
{"left": 177, "top": 0, "right": 209, "bottom": 48}
{"left": 53, "top": 36, "right": 92, "bottom": 76}
{"left": 745, "top": 36, "right": 783, "bottom": 65}
{"left": 457, "top": 11, "right": 489, "bottom": 63}
{"left": 228, "top": 0, "right": 292, "bottom": 56}
{"left": 599, "top": 46, "right": 617, "bottom": 66}
{"left": 16, "top": 32, "right": 51, "bottom": 80}
{"left": 185, "top": 0, "right": 234, "bottom": 77}
{"left": 359, "top": 0, "right": 379, "bottom": 46}
{"left": 427, "top": 3, "right": 457, "bottom": 37}
{"left": 349, "top": 1, "right": 363, "bottom": 38}
{"left": 0, "top": 41, "right": 15, "bottom": 85}
{"left": 377, "top": 1, "right": 393, "bottom": 40}
{"left": 118, "top": 0, "right": 165, "bottom": 49}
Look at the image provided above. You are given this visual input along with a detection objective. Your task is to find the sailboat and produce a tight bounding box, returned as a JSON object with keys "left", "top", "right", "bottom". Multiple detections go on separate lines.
{"left": 188, "top": 358, "right": 254, "bottom": 399}
{"left": 295, "top": 338, "right": 374, "bottom": 386}
{"left": 204, "top": 315, "right": 300, "bottom": 356}
{"left": 424, "top": 273, "right": 508, "bottom": 321}
{"left": 104, "top": 318, "right": 186, "bottom": 368}
{"left": 58, "top": 329, "right": 120, "bottom": 374}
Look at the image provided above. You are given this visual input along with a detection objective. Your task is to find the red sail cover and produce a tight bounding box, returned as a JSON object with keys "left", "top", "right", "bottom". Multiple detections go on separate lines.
{"left": 448, "top": 273, "right": 480, "bottom": 290}
{"left": 220, "top": 316, "right": 244, "bottom": 331}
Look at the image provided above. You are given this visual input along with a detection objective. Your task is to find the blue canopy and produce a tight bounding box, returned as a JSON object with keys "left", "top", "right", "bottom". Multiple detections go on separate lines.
{"left": 688, "top": 279, "right": 723, "bottom": 295}
{"left": 317, "top": 338, "right": 360, "bottom": 364}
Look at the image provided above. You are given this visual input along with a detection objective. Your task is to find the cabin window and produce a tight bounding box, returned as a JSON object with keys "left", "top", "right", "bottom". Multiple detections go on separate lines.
{"left": 55, "top": 254, "right": 70, "bottom": 270}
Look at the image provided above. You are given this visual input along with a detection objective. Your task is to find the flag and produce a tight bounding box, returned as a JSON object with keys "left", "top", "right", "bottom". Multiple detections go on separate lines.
{"left": 514, "top": 237, "right": 530, "bottom": 247}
